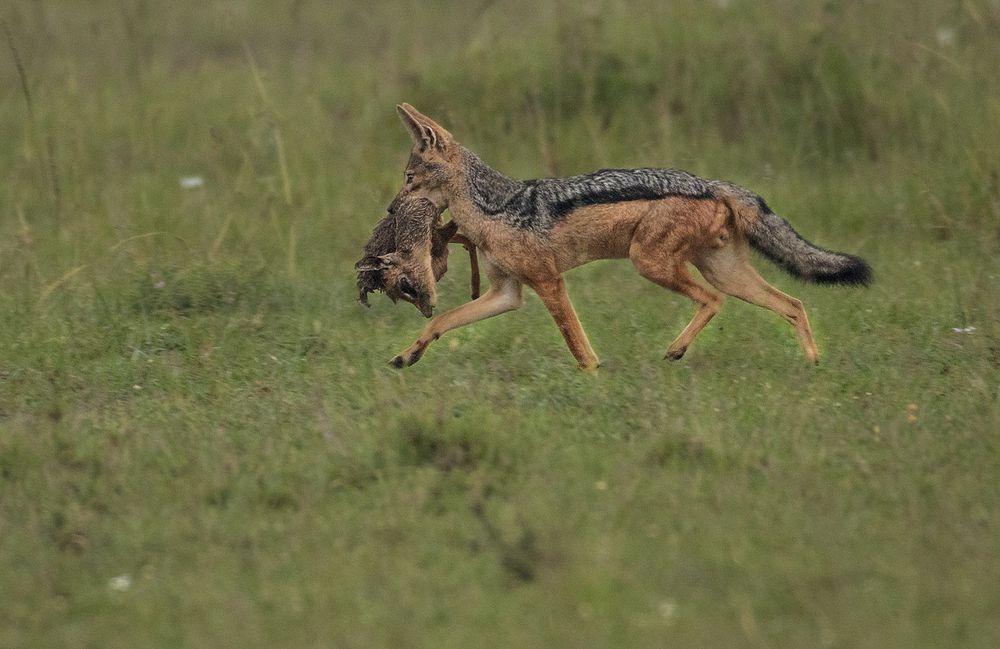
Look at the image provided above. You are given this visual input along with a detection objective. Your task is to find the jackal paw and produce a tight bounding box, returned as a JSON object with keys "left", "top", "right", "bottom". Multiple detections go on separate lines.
{"left": 389, "top": 351, "right": 423, "bottom": 368}
{"left": 389, "top": 340, "right": 428, "bottom": 368}
{"left": 664, "top": 347, "right": 687, "bottom": 361}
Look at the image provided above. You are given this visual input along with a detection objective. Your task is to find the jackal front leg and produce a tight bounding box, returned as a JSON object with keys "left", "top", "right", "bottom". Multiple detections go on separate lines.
{"left": 529, "top": 276, "right": 600, "bottom": 370}
{"left": 390, "top": 277, "right": 522, "bottom": 368}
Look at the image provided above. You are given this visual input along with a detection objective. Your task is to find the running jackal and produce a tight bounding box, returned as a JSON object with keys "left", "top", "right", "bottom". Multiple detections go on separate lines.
{"left": 385, "top": 103, "right": 871, "bottom": 369}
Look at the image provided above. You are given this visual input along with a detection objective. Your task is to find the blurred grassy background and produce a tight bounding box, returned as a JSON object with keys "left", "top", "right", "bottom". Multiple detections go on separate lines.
{"left": 1, "top": 1, "right": 999, "bottom": 647}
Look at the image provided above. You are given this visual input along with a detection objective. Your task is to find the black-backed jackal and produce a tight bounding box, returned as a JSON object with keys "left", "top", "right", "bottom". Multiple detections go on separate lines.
{"left": 384, "top": 104, "right": 871, "bottom": 369}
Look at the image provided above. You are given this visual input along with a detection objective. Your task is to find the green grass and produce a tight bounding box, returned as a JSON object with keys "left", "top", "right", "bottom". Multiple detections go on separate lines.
{"left": 2, "top": 1, "right": 999, "bottom": 647}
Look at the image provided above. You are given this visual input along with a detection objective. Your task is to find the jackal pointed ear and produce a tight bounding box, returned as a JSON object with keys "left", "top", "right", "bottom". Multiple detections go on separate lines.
{"left": 397, "top": 103, "right": 451, "bottom": 152}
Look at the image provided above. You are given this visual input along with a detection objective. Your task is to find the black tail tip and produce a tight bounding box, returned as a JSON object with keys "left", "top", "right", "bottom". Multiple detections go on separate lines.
{"left": 815, "top": 255, "right": 873, "bottom": 287}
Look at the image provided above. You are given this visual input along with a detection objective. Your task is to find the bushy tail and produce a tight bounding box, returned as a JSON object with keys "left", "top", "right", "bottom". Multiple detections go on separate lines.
{"left": 713, "top": 182, "right": 872, "bottom": 286}
{"left": 748, "top": 208, "right": 871, "bottom": 285}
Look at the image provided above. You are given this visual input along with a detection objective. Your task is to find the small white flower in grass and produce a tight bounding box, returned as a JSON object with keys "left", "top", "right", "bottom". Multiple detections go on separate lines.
{"left": 951, "top": 326, "right": 976, "bottom": 334}
{"left": 133, "top": 384, "right": 142, "bottom": 391}
{"left": 108, "top": 574, "right": 131, "bottom": 592}
{"left": 179, "top": 175, "right": 204, "bottom": 189}
{"left": 658, "top": 598, "right": 677, "bottom": 624}
{"left": 936, "top": 27, "right": 956, "bottom": 47}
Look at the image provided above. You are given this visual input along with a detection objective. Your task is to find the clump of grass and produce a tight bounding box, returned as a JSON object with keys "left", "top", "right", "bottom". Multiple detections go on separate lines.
{"left": 124, "top": 261, "right": 288, "bottom": 316}
{"left": 391, "top": 412, "right": 519, "bottom": 478}
{"left": 644, "top": 434, "right": 731, "bottom": 470}
{"left": 1, "top": 17, "right": 33, "bottom": 118}
{"left": 3, "top": 16, "right": 62, "bottom": 219}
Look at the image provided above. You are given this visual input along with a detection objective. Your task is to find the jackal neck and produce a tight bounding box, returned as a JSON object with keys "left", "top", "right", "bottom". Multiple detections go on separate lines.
{"left": 461, "top": 148, "right": 533, "bottom": 217}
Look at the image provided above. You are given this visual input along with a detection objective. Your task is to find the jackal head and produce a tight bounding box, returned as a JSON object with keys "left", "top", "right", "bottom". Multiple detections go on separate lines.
{"left": 388, "top": 103, "right": 459, "bottom": 213}
{"left": 356, "top": 196, "right": 444, "bottom": 318}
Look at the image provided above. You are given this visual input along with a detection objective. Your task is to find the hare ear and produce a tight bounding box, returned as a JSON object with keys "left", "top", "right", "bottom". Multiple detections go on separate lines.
{"left": 355, "top": 255, "right": 395, "bottom": 272}
{"left": 377, "top": 253, "right": 399, "bottom": 268}
{"left": 397, "top": 103, "right": 451, "bottom": 152}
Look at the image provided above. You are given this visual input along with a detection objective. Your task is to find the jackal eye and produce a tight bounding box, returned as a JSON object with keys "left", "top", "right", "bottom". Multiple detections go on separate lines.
{"left": 398, "top": 276, "right": 417, "bottom": 300}
{"left": 404, "top": 172, "right": 414, "bottom": 184}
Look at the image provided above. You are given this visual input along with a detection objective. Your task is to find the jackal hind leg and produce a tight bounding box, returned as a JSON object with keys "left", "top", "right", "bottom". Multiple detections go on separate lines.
{"left": 695, "top": 243, "right": 819, "bottom": 363}
{"left": 629, "top": 249, "right": 724, "bottom": 361}
{"left": 528, "top": 276, "right": 600, "bottom": 370}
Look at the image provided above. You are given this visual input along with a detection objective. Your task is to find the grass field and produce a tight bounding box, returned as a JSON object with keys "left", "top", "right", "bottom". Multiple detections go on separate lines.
{"left": 2, "top": 1, "right": 999, "bottom": 647}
